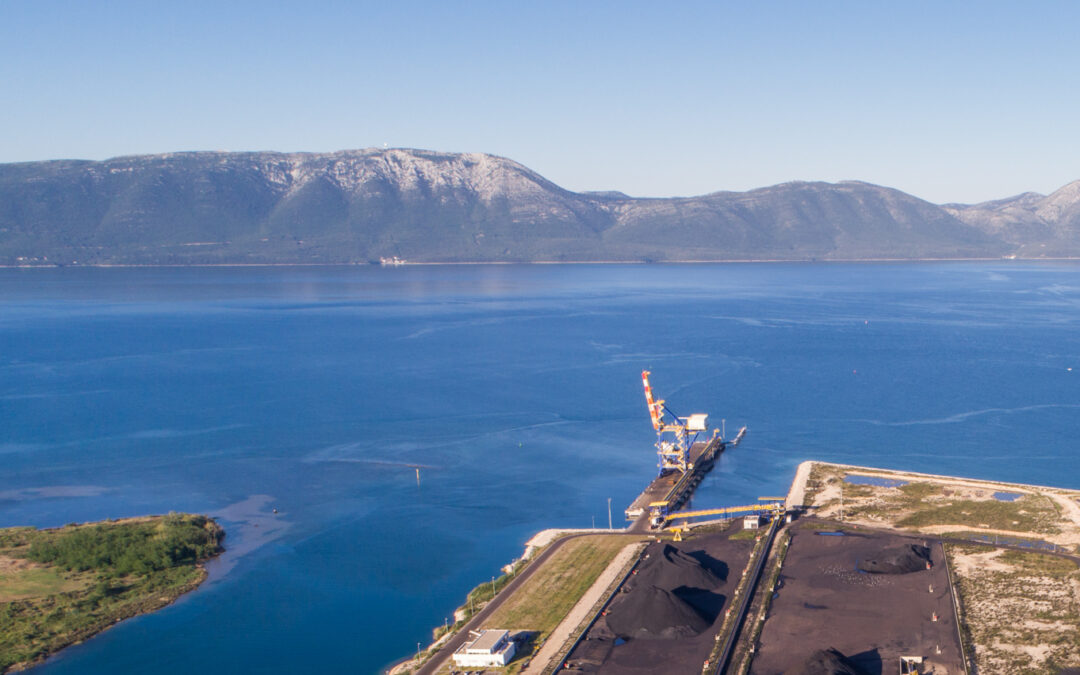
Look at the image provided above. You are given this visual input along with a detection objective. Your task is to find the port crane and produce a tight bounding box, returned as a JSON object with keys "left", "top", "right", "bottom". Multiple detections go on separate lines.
{"left": 641, "top": 370, "right": 717, "bottom": 475}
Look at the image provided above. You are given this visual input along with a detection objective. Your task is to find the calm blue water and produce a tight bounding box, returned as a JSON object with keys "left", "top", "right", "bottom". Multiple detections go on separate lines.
{"left": 3, "top": 262, "right": 1080, "bottom": 673}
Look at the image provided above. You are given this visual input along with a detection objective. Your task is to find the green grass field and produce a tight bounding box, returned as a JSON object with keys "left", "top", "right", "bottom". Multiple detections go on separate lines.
{"left": 0, "top": 567, "right": 88, "bottom": 602}
{"left": 482, "top": 535, "right": 637, "bottom": 638}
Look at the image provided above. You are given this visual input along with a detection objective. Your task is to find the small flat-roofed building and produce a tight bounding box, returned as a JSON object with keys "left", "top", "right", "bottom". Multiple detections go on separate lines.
{"left": 743, "top": 515, "right": 762, "bottom": 529}
{"left": 452, "top": 629, "right": 517, "bottom": 668}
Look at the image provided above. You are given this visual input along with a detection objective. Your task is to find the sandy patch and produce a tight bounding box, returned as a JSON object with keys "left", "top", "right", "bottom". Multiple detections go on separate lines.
{"left": 0, "top": 555, "right": 37, "bottom": 574}
{"left": 950, "top": 548, "right": 1012, "bottom": 575}
{"left": 785, "top": 460, "right": 813, "bottom": 510}
{"left": 993, "top": 642, "right": 1051, "bottom": 662}
{"left": 915, "top": 524, "right": 1052, "bottom": 538}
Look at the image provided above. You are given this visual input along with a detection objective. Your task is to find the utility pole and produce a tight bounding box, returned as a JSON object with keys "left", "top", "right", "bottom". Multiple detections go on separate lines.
{"left": 607, "top": 497, "right": 613, "bottom": 530}
{"left": 592, "top": 515, "right": 595, "bottom": 529}
{"left": 491, "top": 575, "right": 496, "bottom": 598}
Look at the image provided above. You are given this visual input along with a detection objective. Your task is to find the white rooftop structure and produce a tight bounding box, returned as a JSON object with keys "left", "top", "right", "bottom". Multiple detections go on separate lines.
{"left": 685, "top": 413, "right": 709, "bottom": 431}
{"left": 452, "top": 629, "right": 517, "bottom": 668}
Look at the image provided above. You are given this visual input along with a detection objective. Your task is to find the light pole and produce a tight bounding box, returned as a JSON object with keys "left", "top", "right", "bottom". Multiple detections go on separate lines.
{"left": 607, "top": 497, "right": 613, "bottom": 529}
{"left": 491, "top": 575, "right": 496, "bottom": 598}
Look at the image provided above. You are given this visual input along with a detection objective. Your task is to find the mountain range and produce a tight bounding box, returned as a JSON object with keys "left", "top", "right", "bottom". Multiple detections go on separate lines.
{"left": 1, "top": 148, "right": 1078, "bottom": 265}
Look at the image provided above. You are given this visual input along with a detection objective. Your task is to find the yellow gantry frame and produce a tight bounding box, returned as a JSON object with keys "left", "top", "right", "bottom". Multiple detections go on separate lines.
{"left": 662, "top": 501, "right": 783, "bottom": 529}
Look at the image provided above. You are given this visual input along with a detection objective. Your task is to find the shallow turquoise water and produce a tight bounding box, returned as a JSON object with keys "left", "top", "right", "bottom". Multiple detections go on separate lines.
{"left": 2, "top": 262, "right": 1080, "bottom": 673}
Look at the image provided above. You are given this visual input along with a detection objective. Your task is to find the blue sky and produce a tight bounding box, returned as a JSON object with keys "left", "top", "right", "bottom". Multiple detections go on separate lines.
{"left": 1, "top": 1, "right": 1078, "bottom": 203}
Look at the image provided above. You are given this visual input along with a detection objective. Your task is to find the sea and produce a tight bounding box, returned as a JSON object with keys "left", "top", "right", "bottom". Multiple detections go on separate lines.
{"left": 2, "top": 262, "right": 1080, "bottom": 674}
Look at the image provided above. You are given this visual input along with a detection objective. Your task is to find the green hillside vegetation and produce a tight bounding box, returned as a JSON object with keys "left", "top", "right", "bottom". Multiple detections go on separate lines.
{"left": 0, "top": 514, "right": 223, "bottom": 673}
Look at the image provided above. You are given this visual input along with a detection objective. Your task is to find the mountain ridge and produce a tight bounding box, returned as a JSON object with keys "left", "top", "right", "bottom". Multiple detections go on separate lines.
{"left": 0, "top": 148, "right": 1077, "bottom": 265}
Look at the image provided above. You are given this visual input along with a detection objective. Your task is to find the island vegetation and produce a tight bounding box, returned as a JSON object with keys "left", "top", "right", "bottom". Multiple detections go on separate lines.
{"left": 0, "top": 514, "right": 223, "bottom": 673}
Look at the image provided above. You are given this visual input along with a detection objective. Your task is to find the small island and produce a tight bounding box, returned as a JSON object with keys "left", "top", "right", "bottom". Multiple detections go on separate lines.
{"left": 0, "top": 513, "right": 224, "bottom": 673}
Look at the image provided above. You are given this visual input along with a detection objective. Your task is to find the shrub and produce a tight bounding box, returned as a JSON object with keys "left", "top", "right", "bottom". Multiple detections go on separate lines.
{"left": 26, "top": 516, "right": 221, "bottom": 576}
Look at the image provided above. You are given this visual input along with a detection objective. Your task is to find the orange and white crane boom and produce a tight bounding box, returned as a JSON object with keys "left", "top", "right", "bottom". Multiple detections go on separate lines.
{"left": 641, "top": 370, "right": 664, "bottom": 430}
{"left": 641, "top": 370, "right": 715, "bottom": 474}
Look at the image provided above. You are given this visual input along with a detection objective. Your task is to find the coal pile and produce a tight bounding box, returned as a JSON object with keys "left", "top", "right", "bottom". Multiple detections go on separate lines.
{"left": 857, "top": 543, "right": 931, "bottom": 575}
{"left": 794, "top": 648, "right": 868, "bottom": 675}
{"left": 606, "top": 585, "right": 710, "bottom": 639}
{"left": 635, "top": 544, "right": 724, "bottom": 590}
{"left": 605, "top": 544, "right": 726, "bottom": 641}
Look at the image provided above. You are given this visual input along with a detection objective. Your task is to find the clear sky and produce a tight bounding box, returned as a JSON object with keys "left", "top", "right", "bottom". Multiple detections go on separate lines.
{"left": 2, "top": 1, "right": 1078, "bottom": 203}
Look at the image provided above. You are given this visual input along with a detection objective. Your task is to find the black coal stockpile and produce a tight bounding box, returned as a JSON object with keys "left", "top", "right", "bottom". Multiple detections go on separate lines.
{"left": 637, "top": 544, "right": 723, "bottom": 590}
{"left": 857, "top": 543, "right": 932, "bottom": 574}
{"left": 794, "top": 648, "right": 868, "bottom": 675}
{"left": 605, "top": 585, "right": 710, "bottom": 639}
{"left": 605, "top": 544, "right": 725, "bottom": 641}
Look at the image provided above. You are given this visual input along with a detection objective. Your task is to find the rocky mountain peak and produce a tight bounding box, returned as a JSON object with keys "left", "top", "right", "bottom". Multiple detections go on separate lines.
{"left": 0, "top": 148, "right": 1077, "bottom": 265}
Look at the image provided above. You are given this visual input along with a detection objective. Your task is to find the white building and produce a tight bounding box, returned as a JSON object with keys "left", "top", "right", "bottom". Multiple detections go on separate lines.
{"left": 452, "top": 629, "right": 517, "bottom": 668}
